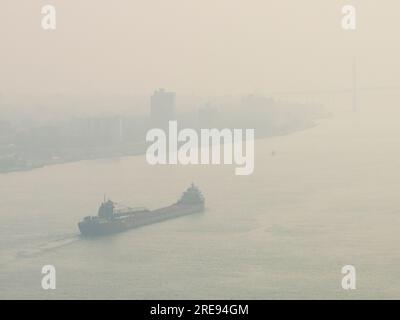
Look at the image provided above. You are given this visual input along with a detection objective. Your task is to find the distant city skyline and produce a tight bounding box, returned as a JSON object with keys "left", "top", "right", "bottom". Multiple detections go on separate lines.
{"left": 150, "top": 88, "right": 176, "bottom": 128}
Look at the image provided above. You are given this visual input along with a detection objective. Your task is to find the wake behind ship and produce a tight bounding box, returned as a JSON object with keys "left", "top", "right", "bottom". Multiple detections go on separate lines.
{"left": 78, "top": 184, "right": 205, "bottom": 236}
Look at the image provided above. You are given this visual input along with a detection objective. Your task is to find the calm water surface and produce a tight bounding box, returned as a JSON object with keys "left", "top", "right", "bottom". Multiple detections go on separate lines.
{"left": 1, "top": 109, "right": 400, "bottom": 299}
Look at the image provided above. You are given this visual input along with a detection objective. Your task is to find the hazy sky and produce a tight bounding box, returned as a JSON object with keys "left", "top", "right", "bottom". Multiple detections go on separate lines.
{"left": 1, "top": 0, "right": 399, "bottom": 95}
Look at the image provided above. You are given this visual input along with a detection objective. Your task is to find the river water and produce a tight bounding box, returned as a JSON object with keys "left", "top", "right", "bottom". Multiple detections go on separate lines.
{"left": 1, "top": 106, "right": 400, "bottom": 299}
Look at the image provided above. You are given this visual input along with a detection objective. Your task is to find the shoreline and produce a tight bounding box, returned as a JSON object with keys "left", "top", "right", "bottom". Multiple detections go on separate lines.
{"left": 0, "top": 121, "right": 320, "bottom": 175}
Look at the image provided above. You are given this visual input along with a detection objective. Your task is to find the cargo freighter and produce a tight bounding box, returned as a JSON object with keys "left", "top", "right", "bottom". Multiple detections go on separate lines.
{"left": 78, "top": 183, "right": 205, "bottom": 236}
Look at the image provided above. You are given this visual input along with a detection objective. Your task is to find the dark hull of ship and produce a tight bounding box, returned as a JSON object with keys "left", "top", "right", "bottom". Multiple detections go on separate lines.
{"left": 78, "top": 203, "right": 204, "bottom": 236}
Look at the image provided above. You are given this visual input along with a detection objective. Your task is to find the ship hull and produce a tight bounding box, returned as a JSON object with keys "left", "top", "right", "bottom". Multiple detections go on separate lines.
{"left": 78, "top": 203, "right": 204, "bottom": 236}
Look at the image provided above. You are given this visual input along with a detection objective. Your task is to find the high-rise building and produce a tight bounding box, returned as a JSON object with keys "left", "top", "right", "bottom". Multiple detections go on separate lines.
{"left": 150, "top": 88, "right": 175, "bottom": 128}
